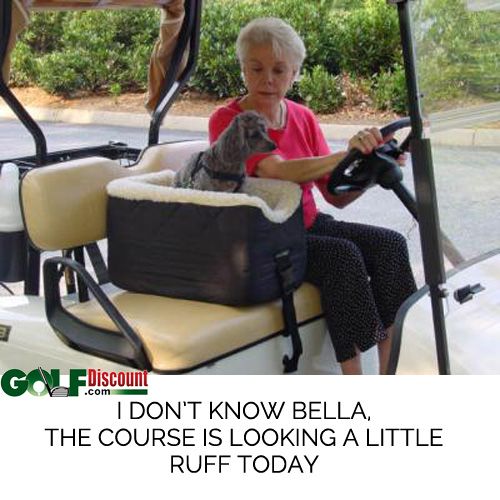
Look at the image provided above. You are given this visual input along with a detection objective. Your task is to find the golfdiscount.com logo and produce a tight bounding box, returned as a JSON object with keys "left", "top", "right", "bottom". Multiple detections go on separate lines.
{"left": 1, "top": 367, "right": 149, "bottom": 397}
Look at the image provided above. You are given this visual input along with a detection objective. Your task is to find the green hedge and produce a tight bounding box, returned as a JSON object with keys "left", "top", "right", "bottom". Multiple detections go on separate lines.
{"left": 330, "top": 0, "right": 401, "bottom": 77}
{"left": 11, "top": 9, "right": 159, "bottom": 94}
{"left": 412, "top": 0, "right": 500, "bottom": 111}
{"left": 191, "top": 0, "right": 400, "bottom": 97}
{"left": 371, "top": 63, "right": 407, "bottom": 114}
{"left": 190, "top": 0, "right": 346, "bottom": 98}
{"left": 299, "top": 65, "right": 345, "bottom": 114}
{"left": 10, "top": 0, "right": 406, "bottom": 114}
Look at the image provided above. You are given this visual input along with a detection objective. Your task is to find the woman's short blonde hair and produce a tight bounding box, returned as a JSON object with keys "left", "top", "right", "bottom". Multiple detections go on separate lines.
{"left": 236, "top": 17, "right": 306, "bottom": 73}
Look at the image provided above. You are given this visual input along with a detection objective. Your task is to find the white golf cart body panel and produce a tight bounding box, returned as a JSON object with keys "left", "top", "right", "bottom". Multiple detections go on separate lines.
{"left": 398, "top": 252, "right": 500, "bottom": 374}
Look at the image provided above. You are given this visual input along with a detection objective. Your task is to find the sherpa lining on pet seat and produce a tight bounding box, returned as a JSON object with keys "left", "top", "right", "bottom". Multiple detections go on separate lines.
{"left": 106, "top": 169, "right": 306, "bottom": 306}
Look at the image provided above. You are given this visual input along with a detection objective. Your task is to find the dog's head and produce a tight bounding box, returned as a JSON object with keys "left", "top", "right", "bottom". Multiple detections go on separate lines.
{"left": 211, "top": 111, "right": 276, "bottom": 175}
{"left": 235, "top": 111, "right": 276, "bottom": 157}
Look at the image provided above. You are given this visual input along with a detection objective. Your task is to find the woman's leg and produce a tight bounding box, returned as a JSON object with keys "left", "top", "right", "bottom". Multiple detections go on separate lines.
{"left": 310, "top": 214, "right": 416, "bottom": 373}
{"left": 340, "top": 348, "right": 362, "bottom": 375}
{"left": 305, "top": 229, "right": 387, "bottom": 374}
{"left": 378, "top": 325, "right": 395, "bottom": 375}
{"left": 313, "top": 214, "right": 416, "bottom": 374}
{"left": 310, "top": 214, "right": 417, "bottom": 329}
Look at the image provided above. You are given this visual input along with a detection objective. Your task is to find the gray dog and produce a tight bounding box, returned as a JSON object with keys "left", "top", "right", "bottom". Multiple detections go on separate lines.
{"left": 174, "top": 111, "right": 276, "bottom": 192}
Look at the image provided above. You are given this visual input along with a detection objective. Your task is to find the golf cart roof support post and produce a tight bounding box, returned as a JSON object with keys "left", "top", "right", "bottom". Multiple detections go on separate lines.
{"left": 0, "top": 0, "right": 47, "bottom": 166}
{"left": 392, "top": 0, "right": 451, "bottom": 374}
{"left": 148, "top": 0, "right": 202, "bottom": 146}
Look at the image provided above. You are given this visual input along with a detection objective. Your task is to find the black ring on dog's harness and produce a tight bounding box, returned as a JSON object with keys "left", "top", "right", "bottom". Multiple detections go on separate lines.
{"left": 191, "top": 152, "right": 246, "bottom": 192}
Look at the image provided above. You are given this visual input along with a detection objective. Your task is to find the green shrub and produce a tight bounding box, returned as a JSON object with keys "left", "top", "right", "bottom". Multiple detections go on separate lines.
{"left": 193, "top": 0, "right": 403, "bottom": 97}
{"left": 263, "top": 0, "right": 341, "bottom": 75}
{"left": 12, "top": 9, "right": 158, "bottom": 95}
{"left": 299, "top": 65, "right": 345, "bottom": 114}
{"left": 10, "top": 41, "right": 38, "bottom": 86}
{"left": 109, "top": 83, "right": 122, "bottom": 98}
{"left": 191, "top": 0, "right": 264, "bottom": 97}
{"left": 330, "top": 0, "right": 364, "bottom": 7}
{"left": 21, "top": 12, "right": 68, "bottom": 53}
{"left": 61, "top": 9, "right": 158, "bottom": 92}
{"left": 412, "top": 0, "right": 500, "bottom": 109}
{"left": 371, "top": 64, "right": 407, "bottom": 114}
{"left": 10, "top": 12, "right": 68, "bottom": 86}
{"left": 192, "top": 0, "right": 342, "bottom": 98}
{"left": 331, "top": 0, "right": 401, "bottom": 77}
{"left": 37, "top": 51, "right": 87, "bottom": 95}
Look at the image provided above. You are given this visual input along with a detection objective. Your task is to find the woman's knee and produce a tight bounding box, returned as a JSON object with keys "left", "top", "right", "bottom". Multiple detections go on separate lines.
{"left": 336, "top": 240, "right": 366, "bottom": 269}
{"left": 378, "top": 228, "right": 410, "bottom": 257}
{"left": 315, "top": 238, "right": 364, "bottom": 264}
{"left": 315, "top": 240, "right": 368, "bottom": 284}
{"left": 308, "top": 236, "right": 363, "bottom": 267}
{"left": 392, "top": 230, "right": 409, "bottom": 248}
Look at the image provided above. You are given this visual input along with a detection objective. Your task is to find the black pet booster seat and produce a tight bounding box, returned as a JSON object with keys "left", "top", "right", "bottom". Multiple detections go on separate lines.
{"left": 106, "top": 170, "right": 307, "bottom": 371}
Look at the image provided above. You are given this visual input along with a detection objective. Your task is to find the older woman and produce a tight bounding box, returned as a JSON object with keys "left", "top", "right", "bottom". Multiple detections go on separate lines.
{"left": 208, "top": 17, "right": 416, "bottom": 375}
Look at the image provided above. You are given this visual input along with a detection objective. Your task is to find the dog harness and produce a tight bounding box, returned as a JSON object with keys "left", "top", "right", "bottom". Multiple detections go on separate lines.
{"left": 185, "top": 152, "right": 246, "bottom": 192}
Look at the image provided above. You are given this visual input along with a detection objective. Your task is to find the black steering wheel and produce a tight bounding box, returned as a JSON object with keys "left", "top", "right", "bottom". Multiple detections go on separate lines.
{"left": 327, "top": 117, "right": 412, "bottom": 195}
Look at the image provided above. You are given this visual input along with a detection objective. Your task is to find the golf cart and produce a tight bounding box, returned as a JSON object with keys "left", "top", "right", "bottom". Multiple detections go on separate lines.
{"left": 0, "top": 0, "right": 498, "bottom": 375}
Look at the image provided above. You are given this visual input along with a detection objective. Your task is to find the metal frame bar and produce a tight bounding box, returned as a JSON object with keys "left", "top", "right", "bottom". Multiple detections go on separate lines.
{"left": 392, "top": 0, "right": 451, "bottom": 374}
{"left": 0, "top": 0, "right": 47, "bottom": 165}
{"left": 44, "top": 256, "right": 153, "bottom": 371}
{"left": 148, "top": 0, "right": 202, "bottom": 145}
{"left": 2, "top": 143, "right": 141, "bottom": 168}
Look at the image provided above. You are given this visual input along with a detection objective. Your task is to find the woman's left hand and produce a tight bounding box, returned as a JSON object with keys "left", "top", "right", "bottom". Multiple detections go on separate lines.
{"left": 348, "top": 127, "right": 407, "bottom": 167}
{"left": 348, "top": 127, "right": 383, "bottom": 155}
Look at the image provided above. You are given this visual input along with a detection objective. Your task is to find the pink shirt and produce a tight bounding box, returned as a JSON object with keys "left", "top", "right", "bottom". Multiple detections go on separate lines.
{"left": 208, "top": 98, "right": 331, "bottom": 229}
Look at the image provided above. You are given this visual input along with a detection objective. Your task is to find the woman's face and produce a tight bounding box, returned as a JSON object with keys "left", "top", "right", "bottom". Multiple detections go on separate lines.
{"left": 242, "top": 43, "right": 296, "bottom": 107}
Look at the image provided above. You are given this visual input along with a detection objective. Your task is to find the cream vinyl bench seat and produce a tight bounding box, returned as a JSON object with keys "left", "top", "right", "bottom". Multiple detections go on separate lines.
{"left": 20, "top": 141, "right": 324, "bottom": 374}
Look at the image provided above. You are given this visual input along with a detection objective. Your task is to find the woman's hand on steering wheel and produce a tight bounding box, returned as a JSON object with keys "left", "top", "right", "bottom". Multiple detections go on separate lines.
{"left": 348, "top": 127, "right": 407, "bottom": 167}
{"left": 348, "top": 127, "right": 384, "bottom": 155}
{"left": 327, "top": 117, "right": 412, "bottom": 195}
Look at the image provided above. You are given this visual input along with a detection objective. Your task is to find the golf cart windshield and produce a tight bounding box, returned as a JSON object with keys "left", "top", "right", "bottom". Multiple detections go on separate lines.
{"left": 410, "top": 0, "right": 500, "bottom": 263}
{"left": 382, "top": 0, "right": 500, "bottom": 375}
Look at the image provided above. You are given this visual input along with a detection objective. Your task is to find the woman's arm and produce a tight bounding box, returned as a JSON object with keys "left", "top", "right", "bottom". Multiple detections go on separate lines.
{"left": 255, "top": 151, "right": 347, "bottom": 183}
{"left": 256, "top": 151, "right": 363, "bottom": 208}
{"left": 315, "top": 179, "right": 364, "bottom": 208}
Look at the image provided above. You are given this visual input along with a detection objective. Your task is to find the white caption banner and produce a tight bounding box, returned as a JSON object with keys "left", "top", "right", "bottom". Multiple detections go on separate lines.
{"left": 1, "top": 375, "right": 498, "bottom": 499}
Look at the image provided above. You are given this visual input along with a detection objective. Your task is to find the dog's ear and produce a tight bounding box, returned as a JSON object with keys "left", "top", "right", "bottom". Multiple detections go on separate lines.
{"left": 235, "top": 115, "right": 250, "bottom": 155}
{"left": 213, "top": 114, "right": 248, "bottom": 166}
